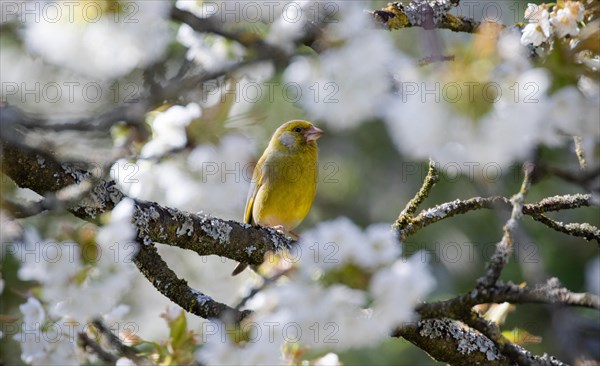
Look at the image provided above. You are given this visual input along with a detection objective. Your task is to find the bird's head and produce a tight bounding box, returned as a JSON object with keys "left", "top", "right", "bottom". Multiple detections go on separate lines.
{"left": 272, "top": 120, "right": 325, "bottom": 151}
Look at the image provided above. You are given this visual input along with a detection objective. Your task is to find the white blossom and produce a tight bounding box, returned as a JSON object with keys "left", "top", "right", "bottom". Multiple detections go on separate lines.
{"left": 197, "top": 324, "right": 285, "bottom": 366}
{"left": 96, "top": 198, "right": 137, "bottom": 249}
{"left": 298, "top": 217, "right": 400, "bottom": 274}
{"left": 544, "top": 86, "right": 600, "bottom": 142}
{"left": 383, "top": 53, "right": 560, "bottom": 171}
{"left": 370, "top": 255, "right": 436, "bottom": 327}
{"left": 116, "top": 357, "right": 137, "bottom": 366}
{"left": 283, "top": 4, "right": 396, "bottom": 130}
{"left": 521, "top": 4, "right": 552, "bottom": 46}
{"left": 217, "top": 216, "right": 437, "bottom": 360}
{"left": 15, "top": 297, "right": 79, "bottom": 365}
{"left": 140, "top": 103, "right": 202, "bottom": 159}
{"left": 103, "top": 304, "right": 130, "bottom": 328}
{"left": 177, "top": 24, "right": 244, "bottom": 72}
{"left": 550, "top": 1, "right": 585, "bottom": 38}
{"left": 14, "top": 224, "right": 137, "bottom": 364}
{"left": 265, "top": 1, "right": 322, "bottom": 53}
{"left": 19, "top": 297, "right": 46, "bottom": 325}
{"left": 314, "top": 352, "right": 341, "bottom": 366}
{"left": 24, "top": 1, "right": 171, "bottom": 79}
{"left": 117, "top": 132, "right": 254, "bottom": 220}
{"left": 0, "top": 43, "right": 116, "bottom": 118}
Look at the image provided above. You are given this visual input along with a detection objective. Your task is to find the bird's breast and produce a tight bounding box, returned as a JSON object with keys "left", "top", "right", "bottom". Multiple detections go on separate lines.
{"left": 252, "top": 150, "right": 318, "bottom": 231}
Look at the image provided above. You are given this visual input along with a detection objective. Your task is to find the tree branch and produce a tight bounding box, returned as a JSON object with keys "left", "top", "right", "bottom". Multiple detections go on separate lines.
{"left": 132, "top": 241, "right": 250, "bottom": 322}
{"left": 372, "top": 1, "right": 482, "bottom": 33}
{"left": 393, "top": 318, "right": 509, "bottom": 366}
{"left": 90, "top": 319, "right": 150, "bottom": 366}
{"left": 531, "top": 213, "right": 600, "bottom": 244}
{"left": 77, "top": 332, "right": 118, "bottom": 364}
{"left": 393, "top": 158, "right": 439, "bottom": 232}
{"left": 462, "top": 313, "right": 567, "bottom": 366}
{"left": 478, "top": 166, "right": 533, "bottom": 288}
{"left": 417, "top": 279, "right": 600, "bottom": 321}
{"left": 396, "top": 194, "right": 596, "bottom": 241}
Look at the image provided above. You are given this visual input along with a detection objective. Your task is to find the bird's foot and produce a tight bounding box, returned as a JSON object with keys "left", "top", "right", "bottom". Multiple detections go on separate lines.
{"left": 272, "top": 225, "right": 285, "bottom": 233}
{"left": 269, "top": 226, "right": 300, "bottom": 239}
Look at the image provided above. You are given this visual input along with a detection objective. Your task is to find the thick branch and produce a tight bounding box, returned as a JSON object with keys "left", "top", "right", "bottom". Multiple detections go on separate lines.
{"left": 373, "top": 1, "right": 481, "bottom": 33}
{"left": 462, "top": 313, "right": 566, "bottom": 366}
{"left": 396, "top": 278, "right": 586, "bottom": 366}
{"left": 132, "top": 243, "right": 250, "bottom": 321}
{"left": 393, "top": 319, "right": 509, "bottom": 366}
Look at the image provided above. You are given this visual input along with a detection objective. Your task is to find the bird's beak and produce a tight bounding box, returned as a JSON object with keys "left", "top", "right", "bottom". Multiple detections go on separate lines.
{"left": 305, "top": 126, "right": 325, "bottom": 142}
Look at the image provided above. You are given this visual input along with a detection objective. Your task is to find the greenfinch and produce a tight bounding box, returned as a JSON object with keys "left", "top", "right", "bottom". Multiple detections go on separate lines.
{"left": 232, "top": 120, "right": 324, "bottom": 276}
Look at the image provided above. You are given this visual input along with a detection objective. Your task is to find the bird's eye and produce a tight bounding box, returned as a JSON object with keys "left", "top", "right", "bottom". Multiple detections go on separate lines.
{"left": 293, "top": 127, "right": 302, "bottom": 133}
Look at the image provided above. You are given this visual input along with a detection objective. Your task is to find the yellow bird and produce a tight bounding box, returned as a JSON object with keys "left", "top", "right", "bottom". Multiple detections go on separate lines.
{"left": 232, "top": 120, "right": 324, "bottom": 276}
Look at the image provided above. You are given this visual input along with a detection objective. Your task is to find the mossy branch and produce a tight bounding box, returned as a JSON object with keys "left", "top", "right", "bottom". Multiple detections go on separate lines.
{"left": 372, "top": 1, "right": 482, "bottom": 33}
{"left": 393, "top": 158, "right": 439, "bottom": 233}
{"left": 478, "top": 166, "right": 533, "bottom": 288}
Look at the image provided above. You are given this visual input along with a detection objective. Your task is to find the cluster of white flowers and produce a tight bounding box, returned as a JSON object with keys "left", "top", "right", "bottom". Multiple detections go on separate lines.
{"left": 140, "top": 103, "right": 202, "bottom": 159}
{"left": 176, "top": 0, "right": 322, "bottom": 68}
{"left": 23, "top": 1, "right": 171, "bottom": 79}
{"left": 197, "top": 217, "right": 436, "bottom": 364}
{"left": 383, "top": 29, "right": 599, "bottom": 171}
{"left": 283, "top": 4, "right": 396, "bottom": 130}
{"left": 277, "top": 1, "right": 598, "bottom": 174}
{"left": 520, "top": 1, "right": 585, "bottom": 46}
{"left": 298, "top": 217, "right": 401, "bottom": 273}
{"left": 521, "top": 3, "right": 552, "bottom": 47}
{"left": 13, "top": 199, "right": 138, "bottom": 365}
{"left": 115, "top": 132, "right": 255, "bottom": 219}
{"left": 0, "top": 44, "right": 114, "bottom": 118}
{"left": 177, "top": 24, "right": 245, "bottom": 73}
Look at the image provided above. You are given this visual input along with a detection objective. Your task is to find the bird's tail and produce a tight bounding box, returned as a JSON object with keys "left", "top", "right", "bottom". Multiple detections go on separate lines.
{"left": 231, "top": 262, "right": 248, "bottom": 276}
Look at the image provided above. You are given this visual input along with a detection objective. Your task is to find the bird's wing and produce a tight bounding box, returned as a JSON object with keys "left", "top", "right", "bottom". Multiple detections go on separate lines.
{"left": 243, "top": 156, "right": 265, "bottom": 225}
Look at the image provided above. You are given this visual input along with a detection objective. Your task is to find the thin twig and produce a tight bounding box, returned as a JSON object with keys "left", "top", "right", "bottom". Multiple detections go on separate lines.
{"left": 531, "top": 213, "right": 600, "bottom": 243}
{"left": 394, "top": 159, "right": 439, "bottom": 232}
{"left": 77, "top": 332, "right": 118, "bottom": 363}
{"left": 478, "top": 165, "right": 533, "bottom": 288}
{"left": 393, "top": 318, "right": 509, "bottom": 366}
{"left": 418, "top": 54, "right": 455, "bottom": 66}
{"left": 91, "top": 319, "right": 144, "bottom": 363}
{"left": 234, "top": 268, "right": 292, "bottom": 311}
{"left": 396, "top": 193, "right": 595, "bottom": 241}
{"left": 417, "top": 279, "right": 600, "bottom": 321}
